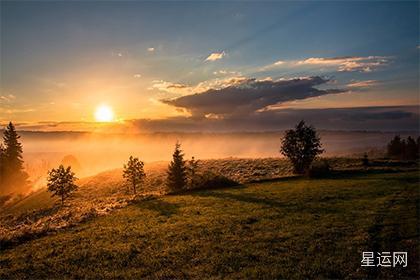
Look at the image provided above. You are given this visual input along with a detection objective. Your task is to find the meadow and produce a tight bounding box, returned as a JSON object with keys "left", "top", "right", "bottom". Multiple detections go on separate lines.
{"left": 0, "top": 160, "right": 419, "bottom": 279}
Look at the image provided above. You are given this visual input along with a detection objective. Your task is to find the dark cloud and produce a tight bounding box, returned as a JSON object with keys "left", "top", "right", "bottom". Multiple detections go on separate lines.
{"left": 127, "top": 106, "right": 419, "bottom": 132}
{"left": 163, "top": 76, "right": 345, "bottom": 117}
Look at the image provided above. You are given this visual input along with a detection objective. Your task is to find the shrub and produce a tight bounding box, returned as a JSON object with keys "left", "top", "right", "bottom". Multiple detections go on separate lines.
{"left": 307, "top": 160, "right": 332, "bottom": 178}
{"left": 192, "top": 171, "right": 239, "bottom": 190}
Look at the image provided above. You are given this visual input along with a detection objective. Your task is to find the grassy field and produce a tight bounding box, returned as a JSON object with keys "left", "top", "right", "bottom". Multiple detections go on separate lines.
{"left": 0, "top": 169, "right": 418, "bottom": 279}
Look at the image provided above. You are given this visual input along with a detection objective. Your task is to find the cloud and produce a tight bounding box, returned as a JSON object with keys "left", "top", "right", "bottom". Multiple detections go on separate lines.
{"left": 0, "top": 94, "right": 16, "bottom": 103}
{"left": 205, "top": 51, "right": 226, "bottom": 61}
{"left": 213, "top": 70, "right": 241, "bottom": 76}
{"left": 347, "top": 80, "right": 378, "bottom": 88}
{"left": 147, "top": 47, "right": 155, "bottom": 52}
{"left": 150, "top": 76, "right": 249, "bottom": 96}
{"left": 122, "top": 105, "right": 420, "bottom": 132}
{"left": 162, "top": 76, "right": 346, "bottom": 117}
{"left": 296, "top": 56, "right": 389, "bottom": 72}
{"left": 133, "top": 74, "right": 142, "bottom": 78}
{"left": 259, "top": 60, "right": 286, "bottom": 71}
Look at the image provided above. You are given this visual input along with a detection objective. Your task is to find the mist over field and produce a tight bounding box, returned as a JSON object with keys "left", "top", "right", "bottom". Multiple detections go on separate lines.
{"left": 14, "top": 130, "right": 415, "bottom": 190}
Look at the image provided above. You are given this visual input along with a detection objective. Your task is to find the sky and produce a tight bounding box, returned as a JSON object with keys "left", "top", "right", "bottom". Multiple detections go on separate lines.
{"left": 0, "top": 1, "right": 419, "bottom": 131}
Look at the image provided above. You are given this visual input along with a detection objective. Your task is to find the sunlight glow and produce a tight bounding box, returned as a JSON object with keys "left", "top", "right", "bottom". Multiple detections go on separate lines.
{"left": 95, "top": 105, "right": 114, "bottom": 122}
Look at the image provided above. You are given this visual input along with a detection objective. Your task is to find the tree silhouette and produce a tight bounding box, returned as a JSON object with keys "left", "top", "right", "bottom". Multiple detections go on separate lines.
{"left": 123, "top": 156, "right": 146, "bottom": 194}
{"left": 280, "top": 120, "right": 324, "bottom": 174}
{"left": 0, "top": 144, "right": 6, "bottom": 190}
{"left": 387, "top": 135, "right": 419, "bottom": 160}
{"left": 417, "top": 137, "right": 420, "bottom": 159}
{"left": 405, "top": 136, "right": 417, "bottom": 160}
{"left": 47, "top": 165, "right": 78, "bottom": 206}
{"left": 166, "top": 142, "right": 187, "bottom": 192}
{"left": 187, "top": 156, "right": 199, "bottom": 188}
{"left": 387, "top": 135, "right": 403, "bottom": 159}
{"left": 1, "top": 122, "right": 29, "bottom": 193}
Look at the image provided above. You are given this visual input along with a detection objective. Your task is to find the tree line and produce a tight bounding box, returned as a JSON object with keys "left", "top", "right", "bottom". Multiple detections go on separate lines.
{"left": 387, "top": 135, "right": 420, "bottom": 160}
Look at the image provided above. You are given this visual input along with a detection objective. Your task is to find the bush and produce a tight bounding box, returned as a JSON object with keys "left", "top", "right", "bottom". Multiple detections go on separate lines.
{"left": 307, "top": 160, "right": 332, "bottom": 178}
{"left": 192, "top": 171, "right": 239, "bottom": 190}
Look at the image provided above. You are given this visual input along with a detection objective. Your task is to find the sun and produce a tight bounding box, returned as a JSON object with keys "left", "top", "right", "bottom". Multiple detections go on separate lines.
{"left": 94, "top": 104, "right": 114, "bottom": 122}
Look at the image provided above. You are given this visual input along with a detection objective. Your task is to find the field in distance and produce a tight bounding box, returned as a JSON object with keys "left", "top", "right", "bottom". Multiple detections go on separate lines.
{"left": 1, "top": 169, "right": 418, "bottom": 279}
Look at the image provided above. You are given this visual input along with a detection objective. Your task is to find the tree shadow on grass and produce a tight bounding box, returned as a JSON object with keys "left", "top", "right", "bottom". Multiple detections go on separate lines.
{"left": 134, "top": 199, "right": 180, "bottom": 217}
{"left": 326, "top": 169, "right": 417, "bottom": 181}
{"left": 191, "top": 190, "right": 286, "bottom": 209}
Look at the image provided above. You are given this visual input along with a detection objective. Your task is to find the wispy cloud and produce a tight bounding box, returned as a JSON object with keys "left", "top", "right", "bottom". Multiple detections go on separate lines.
{"left": 296, "top": 56, "right": 389, "bottom": 72}
{"left": 0, "top": 94, "right": 16, "bottom": 103}
{"left": 347, "top": 80, "right": 378, "bottom": 88}
{"left": 205, "top": 51, "right": 226, "bottom": 61}
{"left": 147, "top": 47, "right": 155, "bottom": 52}
{"left": 213, "top": 70, "right": 241, "bottom": 76}
{"left": 260, "top": 56, "right": 390, "bottom": 73}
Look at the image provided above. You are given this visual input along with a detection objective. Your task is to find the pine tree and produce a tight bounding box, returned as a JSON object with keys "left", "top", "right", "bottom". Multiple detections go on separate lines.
{"left": 417, "top": 137, "right": 420, "bottom": 159}
{"left": 387, "top": 135, "right": 403, "bottom": 159}
{"left": 166, "top": 142, "right": 187, "bottom": 192}
{"left": 47, "top": 165, "right": 78, "bottom": 206}
{"left": 0, "top": 144, "right": 6, "bottom": 191}
{"left": 123, "top": 156, "right": 146, "bottom": 194}
{"left": 2, "top": 122, "right": 29, "bottom": 192}
{"left": 405, "top": 136, "right": 417, "bottom": 160}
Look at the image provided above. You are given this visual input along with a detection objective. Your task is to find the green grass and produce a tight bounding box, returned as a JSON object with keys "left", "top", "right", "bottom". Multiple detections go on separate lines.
{"left": 0, "top": 170, "right": 419, "bottom": 279}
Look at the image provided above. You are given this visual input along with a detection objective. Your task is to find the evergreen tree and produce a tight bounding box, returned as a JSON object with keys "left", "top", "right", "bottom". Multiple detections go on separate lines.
{"left": 187, "top": 156, "right": 199, "bottom": 189}
{"left": 405, "top": 136, "right": 417, "bottom": 160}
{"left": 47, "top": 165, "right": 78, "bottom": 206}
{"left": 123, "top": 156, "right": 146, "bottom": 194}
{"left": 0, "top": 144, "right": 6, "bottom": 191}
{"left": 387, "top": 135, "right": 403, "bottom": 159}
{"left": 280, "top": 120, "right": 324, "bottom": 174}
{"left": 417, "top": 137, "right": 420, "bottom": 159}
{"left": 1, "top": 122, "right": 29, "bottom": 193}
{"left": 166, "top": 142, "right": 187, "bottom": 192}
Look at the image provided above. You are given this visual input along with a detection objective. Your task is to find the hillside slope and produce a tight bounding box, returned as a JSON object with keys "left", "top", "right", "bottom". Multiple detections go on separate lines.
{"left": 1, "top": 170, "right": 418, "bottom": 279}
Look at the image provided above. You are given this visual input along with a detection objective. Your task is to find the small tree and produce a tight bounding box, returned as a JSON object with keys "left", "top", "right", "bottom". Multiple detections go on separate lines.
{"left": 123, "top": 156, "right": 146, "bottom": 194}
{"left": 187, "top": 156, "right": 200, "bottom": 189}
{"left": 166, "top": 142, "right": 187, "bottom": 192}
{"left": 47, "top": 165, "right": 78, "bottom": 206}
{"left": 280, "top": 120, "right": 323, "bottom": 174}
